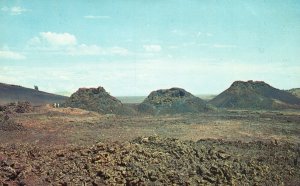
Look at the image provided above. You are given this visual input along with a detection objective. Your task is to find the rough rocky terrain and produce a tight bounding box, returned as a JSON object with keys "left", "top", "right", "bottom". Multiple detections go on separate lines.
{"left": 0, "top": 101, "right": 33, "bottom": 114}
{"left": 138, "top": 88, "right": 213, "bottom": 115}
{"left": 0, "top": 136, "right": 299, "bottom": 185}
{"left": 0, "top": 102, "right": 33, "bottom": 131}
{"left": 210, "top": 80, "right": 300, "bottom": 109}
{"left": 63, "top": 87, "right": 136, "bottom": 115}
{"left": 0, "top": 114, "right": 25, "bottom": 131}
{"left": 0, "top": 100, "right": 299, "bottom": 185}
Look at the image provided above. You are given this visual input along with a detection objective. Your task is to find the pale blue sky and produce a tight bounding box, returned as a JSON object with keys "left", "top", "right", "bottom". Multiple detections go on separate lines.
{"left": 0, "top": 0, "right": 299, "bottom": 96}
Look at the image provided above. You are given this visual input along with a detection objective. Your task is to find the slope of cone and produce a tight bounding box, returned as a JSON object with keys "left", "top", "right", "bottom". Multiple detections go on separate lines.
{"left": 209, "top": 80, "right": 300, "bottom": 109}
{"left": 139, "top": 88, "right": 213, "bottom": 115}
{"left": 63, "top": 86, "right": 135, "bottom": 115}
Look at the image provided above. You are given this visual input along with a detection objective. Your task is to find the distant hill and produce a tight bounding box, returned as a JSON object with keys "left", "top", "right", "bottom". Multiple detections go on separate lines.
{"left": 0, "top": 83, "right": 67, "bottom": 105}
{"left": 209, "top": 80, "right": 300, "bottom": 109}
{"left": 138, "top": 88, "right": 214, "bottom": 115}
{"left": 63, "top": 86, "right": 136, "bottom": 115}
{"left": 287, "top": 88, "right": 300, "bottom": 98}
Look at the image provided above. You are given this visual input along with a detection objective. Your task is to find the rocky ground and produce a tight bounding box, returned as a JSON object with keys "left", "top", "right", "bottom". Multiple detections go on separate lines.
{"left": 0, "top": 136, "right": 299, "bottom": 185}
{"left": 0, "top": 102, "right": 33, "bottom": 114}
{"left": 0, "top": 106, "right": 299, "bottom": 185}
{"left": 0, "top": 102, "right": 32, "bottom": 131}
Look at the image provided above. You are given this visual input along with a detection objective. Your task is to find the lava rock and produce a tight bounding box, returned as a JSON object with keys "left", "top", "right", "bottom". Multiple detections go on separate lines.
{"left": 138, "top": 88, "right": 214, "bottom": 115}
{"left": 63, "top": 86, "right": 136, "bottom": 115}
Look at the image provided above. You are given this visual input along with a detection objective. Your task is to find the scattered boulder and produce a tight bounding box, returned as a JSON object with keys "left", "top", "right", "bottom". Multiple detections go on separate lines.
{"left": 138, "top": 88, "right": 214, "bottom": 115}
{"left": 63, "top": 87, "right": 136, "bottom": 115}
{"left": 0, "top": 102, "right": 31, "bottom": 131}
{"left": 0, "top": 113, "right": 25, "bottom": 131}
{"left": 209, "top": 80, "right": 300, "bottom": 109}
{"left": 0, "top": 101, "right": 33, "bottom": 114}
{"left": 0, "top": 120, "right": 25, "bottom": 131}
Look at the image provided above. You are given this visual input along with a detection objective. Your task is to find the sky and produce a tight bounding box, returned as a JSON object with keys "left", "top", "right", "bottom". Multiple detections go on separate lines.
{"left": 0, "top": 0, "right": 300, "bottom": 96}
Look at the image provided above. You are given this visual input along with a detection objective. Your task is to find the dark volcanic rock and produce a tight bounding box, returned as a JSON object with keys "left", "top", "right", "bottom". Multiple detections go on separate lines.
{"left": 0, "top": 118, "right": 25, "bottom": 131}
{"left": 138, "top": 88, "right": 213, "bottom": 115}
{"left": 209, "top": 80, "right": 300, "bottom": 109}
{"left": 0, "top": 113, "right": 25, "bottom": 131}
{"left": 0, "top": 102, "right": 31, "bottom": 131}
{"left": 0, "top": 101, "right": 33, "bottom": 114}
{"left": 1, "top": 137, "right": 299, "bottom": 185}
{"left": 63, "top": 87, "right": 136, "bottom": 115}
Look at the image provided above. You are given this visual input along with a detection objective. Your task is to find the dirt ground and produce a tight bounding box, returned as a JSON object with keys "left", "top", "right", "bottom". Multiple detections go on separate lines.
{"left": 0, "top": 106, "right": 300, "bottom": 185}
{"left": 1, "top": 106, "right": 299, "bottom": 146}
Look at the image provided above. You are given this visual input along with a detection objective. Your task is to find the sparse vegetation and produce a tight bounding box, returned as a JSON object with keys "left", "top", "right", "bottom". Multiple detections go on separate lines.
{"left": 34, "top": 85, "right": 39, "bottom": 91}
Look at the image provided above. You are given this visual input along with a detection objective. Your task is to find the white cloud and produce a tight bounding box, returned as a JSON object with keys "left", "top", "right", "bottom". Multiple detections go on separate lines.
{"left": 39, "top": 32, "right": 77, "bottom": 46}
{"left": 0, "top": 50, "right": 26, "bottom": 60}
{"left": 84, "top": 15, "right": 110, "bottom": 19}
{"left": 143, "top": 45, "right": 162, "bottom": 52}
{"left": 28, "top": 32, "right": 77, "bottom": 48}
{"left": 27, "top": 32, "right": 129, "bottom": 56}
{"left": 1, "top": 6, "right": 28, "bottom": 15}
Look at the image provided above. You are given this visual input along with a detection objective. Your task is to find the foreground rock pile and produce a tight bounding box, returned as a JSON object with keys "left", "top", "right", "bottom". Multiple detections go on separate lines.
{"left": 0, "top": 114, "right": 25, "bottom": 131}
{"left": 0, "top": 102, "right": 32, "bottom": 131}
{"left": 0, "top": 102, "right": 33, "bottom": 114}
{"left": 0, "top": 136, "right": 299, "bottom": 185}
